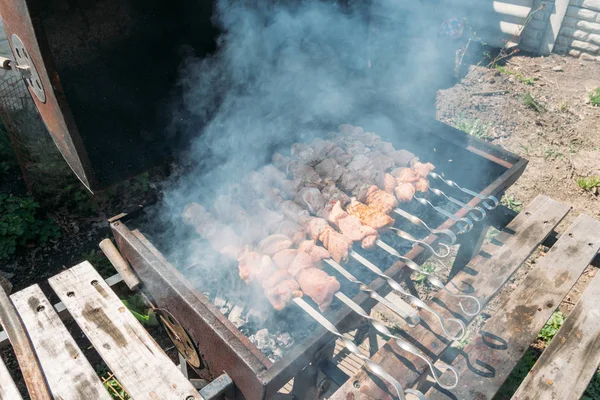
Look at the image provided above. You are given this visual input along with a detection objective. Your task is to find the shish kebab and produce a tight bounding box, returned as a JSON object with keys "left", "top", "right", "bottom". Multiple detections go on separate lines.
{"left": 181, "top": 206, "right": 424, "bottom": 400}
{"left": 184, "top": 181, "right": 459, "bottom": 391}
{"left": 266, "top": 139, "right": 481, "bottom": 315}
{"left": 244, "top": 167, "right": 467, "bottom": 339}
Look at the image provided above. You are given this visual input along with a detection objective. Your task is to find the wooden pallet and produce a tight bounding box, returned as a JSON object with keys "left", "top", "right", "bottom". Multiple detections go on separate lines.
{"left": 331, "top": 194, "right": 600, "bottom": 400}
{"left": 1, "top": 261, "right": 204, "bottom": 400}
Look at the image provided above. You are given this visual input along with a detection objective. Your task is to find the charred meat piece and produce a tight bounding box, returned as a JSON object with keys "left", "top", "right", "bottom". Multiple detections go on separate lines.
{"left": 279, "top": 179, "right": 303, "bottom": 199}
{"left": 288, "top": 161, "right": 323, "bottom": 187}
{"left": 257, "top": 234, "right": 293, "bottom": 256}
{"left": 346, "top": 198, "right": 395, "bottom": 229}
{"left": 307, "top": 217, "right": 332, "bottom": 241}
{"left": 365, "top": 185, "right": 398, "bottom": 214}
{"left": 395, "top": 182, "right": 416, "bottom": 203}
{"left": 326, "top": 146, "right": 354, "bottom": 166}
{"left": 339, "top": 170, "right": 362, "bottom": 193}
{"left": 295, "top": 187, "right": 326, "bottom": 215}
{"left": 296, "top": 268, "right": 341, "bottom": 311}
{"left": 366, "top": 151, "right": 395, "bottom": 172}
{"left": 281, "top": 201, "right": 311, "bottom": 226}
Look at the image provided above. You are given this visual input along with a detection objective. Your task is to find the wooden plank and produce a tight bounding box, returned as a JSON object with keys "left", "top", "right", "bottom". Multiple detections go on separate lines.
{"left": 10, "top": 285, "right": 111, "bottom": 400}
{"left": 512, "top": 260, "right": 600, "bottom": 399}
{"left": 48, "top": 262, "right": 203, "bottom": 400}
{"left": 331, "top": 195, "right": 571, "bottom": 400}
{"left": 0, "top": 353, "right": 23, "bottom": 400}
{"left": 426, "top": 213, "right": 600, "bottom": 399}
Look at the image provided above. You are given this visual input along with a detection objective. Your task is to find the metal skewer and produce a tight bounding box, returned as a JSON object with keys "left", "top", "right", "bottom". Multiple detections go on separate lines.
{"left": 349, "top": 250, "right": 465, "bottom": 341}
{"left": 428, "top": 172, "right": 499, "bottom": 210}
{"left": 393, "top": 207, "right": 457, "bottom": 245}
{"left": 333, "top": 292, "right": 459, "bottom": 390}
{"left": 323, "top": 259, "right": 421, "bottom": 327}
{"left": 413, "top": 196, "right": 474, "bottom": 234}
{"left": 428, "top": 187, "right": 486, "bottom": 222}
{"left": 293, "top": 298, "right": 424, "bottom": 400}
{"left": 386, "top": 227, "right": 450, "bottom": 258}
{"left": 375, "top": 240, "right": 481, "bottom": 316}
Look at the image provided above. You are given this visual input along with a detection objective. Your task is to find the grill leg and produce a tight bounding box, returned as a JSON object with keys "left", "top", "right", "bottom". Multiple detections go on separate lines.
{"left": 450, "top": 222, "right": 489, "bottom": 281}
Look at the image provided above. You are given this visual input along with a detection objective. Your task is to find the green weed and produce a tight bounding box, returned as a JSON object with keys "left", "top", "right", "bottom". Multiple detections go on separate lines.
{"left": 0, "top": 194, "right": 60, "bottom": 259}
{"left": 97, "top": 367, "right": 130, "bottom": 399}
{"left": 543, "top": 148, "right": 564, "bottom": 161}
{"left": 559, "top": 102, "right": 569, "bottom": 112}
{"left": 537, "top": 310, "right": 564, "bottom": 343}
{"left": 522, "top": 92, "right": 546, "bottom": 113}
{"left": 494, "top": 65, "right": 534, "bottom": 85}
{"left": 121, "top": 293, "right": 158, "bottom": 327}
{"left": 501, "top": 194, "right": 522, "bottom": 212}
{"left": 453, "top": 115, "right": 490, "bottom": 140}
{"left": 590, "top": 88, "right": 600, "bottom": 106}
{"left": 414, "top": 263, "right": 437, "bottom": 283}
{"left": 576, "top": 176, "right": 600, "bottom": 192}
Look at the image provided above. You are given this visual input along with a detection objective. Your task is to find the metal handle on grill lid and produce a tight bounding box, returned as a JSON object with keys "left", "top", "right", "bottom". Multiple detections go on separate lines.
{"left": 428, "top": 187, "right": 486, "bottom": 222}
{"left": 292, "top": 298, "right": 422, "bottom": 400}
{"left": 413, "top": 196, "right": 473, "bottom": 234}
{"left": 335, "top": 293, "right": 459, "bottom": 391}
{"left": 349, "top": 250, "right": 465, "bottom": 341}
{"left": 386, "top": 227, "right": 450, "bottom": 258}
{"left": 393, "top": 208, "right": 457, "bottom": 245}
{"left": 429, "top": 172, "right": 500, "bottom": 210}
{"left": 375, "top": 240, "right": 481, "bottom": 316}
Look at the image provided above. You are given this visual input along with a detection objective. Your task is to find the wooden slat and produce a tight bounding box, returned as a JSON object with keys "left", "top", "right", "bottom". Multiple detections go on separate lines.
{"left": 48, "top": 262, "right": 203, "bottom": 400}
{"left": 331, "top": 195, "right": 571, "bottom": 400}
{"left": 0, "top": 353, "right": 23, "bottom": 400}
{"left": 10, "top": 284, "right": 111, "bottom": 400}
{"left": 426, "top": 213, "right": 600, "bottom": 399}
{"left": 512, "top": 262, "right": 600, "bottom": 399}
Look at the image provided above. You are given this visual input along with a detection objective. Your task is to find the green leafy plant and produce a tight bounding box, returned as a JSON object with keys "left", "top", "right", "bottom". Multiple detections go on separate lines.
{"left": 97, "top": 366, "right": 130, "bottom": 399}
{"left": 453, "top": 114, "right": 490, "bottom": 140}
{"left": 129, "top": 172, "right": 151, "bottom": 193}
{"left": 494, "top": 65, "right": 534, "bottom": 85}
{"left": 590, "top": 88, "right": 600, "bottom": 106}
{"left": 560, "top": 102, "right": 569, "bottom": 112}
{"left": 0, "top": 194, "right": 61, "bottom": 259}
{"left": 501, "top": 194, "right": 522, "bottom": 212}
{"left": 121, "top": 293, "right": 158, "bottom": 327}
{"left": 576, "top": 176, "right": 600, "bottom": 192}
{"left": 523, "top": 92, "right": 546, "bottom": 113}
{"left": 415, "top": 263, "right": 437, "bottom": 283}
{"left": 543, "top": 148, "right": 564, "bottom": 161}
{"left": 537, "top": 310, "right": 564, "bottom": 343}
{"left": 583, "top": 370, "right": 600, "bottom": 400}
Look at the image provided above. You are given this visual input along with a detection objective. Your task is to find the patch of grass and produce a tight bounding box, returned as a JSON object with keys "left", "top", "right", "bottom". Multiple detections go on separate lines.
{"left": 560, "top": 102, "right": 569, "bottom": 112}
{"left": 121, "top": 293, "right": 158, "bottom": 327}
{"left": 453, "top": 114, "right": 490, "bottom": 140}
{"left": 494, "top": 65, "right": 534, "bottom": 85}
{"left": 82, "top": 248, "right": 116, "bottom": 278}
{"left": 501, "top": 194, "right": 523, "bottom": 212}
{"left": 590, "top": 88, "right": 600, "bottom": 106}
{"left": 0, "top": 123, "right": 17, "bottom": 176}
{"left": 415, "top": 263, "right": 437, "bottom": 283}
{"left": 537, "top": 310, "right": 564, "bottom": 343}
{"left": 97, "top": 367, "right": 130, "bottom": 399}
{"left": 0, "top": 194, "right": 61, "bottom": 259}
{"left": 522, "top": 92, "right": 546, "bottom": 113}
{"left": 576, "top": 176, "right": 600, "bottom": 192}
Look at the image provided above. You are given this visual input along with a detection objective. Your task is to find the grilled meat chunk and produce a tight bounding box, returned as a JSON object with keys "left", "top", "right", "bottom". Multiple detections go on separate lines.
{"left": 315, "top": 159, "right": 345, "bottom": 183}
{"left": 298, "top": 240, "right": 331, "bottom": 263}
{"left": 413, "top": 161, "right": 435, "bottom": 178}
{"left": 296, "top": 268, "right": 341, "bottom": 311}
{"left": 384, "top": 173, "right": 397, "bottom": 194}
{"left": 295, "top": 187, "right": 326, "bottom": 215}
{"left": 257, "top": 234, "right": 293, "bottom": 256}
{"left": 346, "top": 198, "right": 394, "bottom": 229}
{"left": 365, "top": 185, "right": 398, "bottom": 214}
{"left": 266, "top": 280, "right": 303, "bottom": 311}
{"left": 288, "top": 251, "right": 315, "bottom": 277}
{"left": 273, "top": 249, "right": 299, "bottom": 270}
{"left": 277, "top": 220, "right": 306, "bottom": 244}
{"left": 320, "top": 228, "right": 352, "bottom": 263}
{"left": 392, "top": 167, "right": 419, "bottom": 183}
{"left": 395, "top": 182, "right": 416, "bottom": 203}
{"left": 414, "top": 178, "right": 430, "bottom": 193}
{"left": 388, "top": 149, "right": 416, "bottom": 167}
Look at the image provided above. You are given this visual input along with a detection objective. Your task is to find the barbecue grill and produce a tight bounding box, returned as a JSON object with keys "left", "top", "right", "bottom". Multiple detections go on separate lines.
{"left": 109, "top": 113, "right": 526, "bottom": 399}
{"left": 0, "top": 0, "right": 528, "bottom": 397}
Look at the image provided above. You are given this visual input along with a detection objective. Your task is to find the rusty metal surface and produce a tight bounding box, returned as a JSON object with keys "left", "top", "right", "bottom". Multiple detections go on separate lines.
{"left": 111, "top": 221, "right": 271, "bottom": 400}
{"left": 0, "top": 0, "right": 94, "bottom": 189}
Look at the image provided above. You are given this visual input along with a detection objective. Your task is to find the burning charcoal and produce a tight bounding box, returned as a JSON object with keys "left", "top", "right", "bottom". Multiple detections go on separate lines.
{"left": 272, "top": 348, "right": 283, "bottom": 360}
{"left": 277, "top": 332, "right": 293, "bottom": 348}
{"left": 228, "top": 304, "right": 246, "bottom": 328}
{"left": 254, "top": 328, "right": 269, "bottom": 349}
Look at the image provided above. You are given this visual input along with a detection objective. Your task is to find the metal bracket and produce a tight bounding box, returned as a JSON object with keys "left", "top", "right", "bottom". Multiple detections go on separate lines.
{"left": 155, "top": 308, "right": 203, "bottom": 369}
{"left": 10, "top": 34, "right": 46, "bottom": 103}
